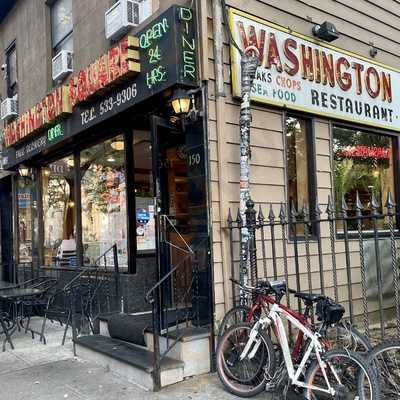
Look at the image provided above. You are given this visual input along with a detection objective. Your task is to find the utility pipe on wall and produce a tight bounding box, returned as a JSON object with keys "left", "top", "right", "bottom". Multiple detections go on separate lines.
{"left": 211, "top": 0, "right": 232, "bottom": 315}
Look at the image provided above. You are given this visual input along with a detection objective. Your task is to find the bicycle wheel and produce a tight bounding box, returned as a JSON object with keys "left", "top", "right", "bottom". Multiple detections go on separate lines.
{"left": 367, "top": 339, "right": 400, "bottom": 399}
{"left": 304, "top": 348, "right": 379, "bottom": 399}
{"left": 218, "top": 306, "right": 250, "bottom": 339}
{"left": 325, "top": 322, "right": 372, "bottom": 353}
{"left": 216, "top": 322, "right": 276, "bottom": 397}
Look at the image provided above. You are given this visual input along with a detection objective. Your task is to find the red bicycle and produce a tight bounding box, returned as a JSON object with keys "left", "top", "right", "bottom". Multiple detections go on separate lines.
{"left": 218, "top": 279, "right": 371, "bottom": 363}
{"left": 216, "top": 279, "right": 378, "bottom": 398}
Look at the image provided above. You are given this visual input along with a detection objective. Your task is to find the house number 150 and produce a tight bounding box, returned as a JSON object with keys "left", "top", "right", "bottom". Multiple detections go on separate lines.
{"left": 188, "top": 153, "right": 201, "bottom": 166}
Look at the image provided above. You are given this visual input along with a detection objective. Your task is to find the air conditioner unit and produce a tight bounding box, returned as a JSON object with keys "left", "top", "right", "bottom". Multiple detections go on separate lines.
{"left": 1, "top": 97, "right": 18, "bottom": 120}
{"left": 52, "top": 50, "right": 73, "bottom": 81}
{"left": 105, "top": 0, "right": 140, "bottom": 40}
{"left": 139, "top": 0, "right": 152, "bottom": 21}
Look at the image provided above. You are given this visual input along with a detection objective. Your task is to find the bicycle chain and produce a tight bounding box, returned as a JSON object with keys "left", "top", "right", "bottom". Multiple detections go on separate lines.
{"left": 264, "top": 362, "right": 288, "bottom": 393}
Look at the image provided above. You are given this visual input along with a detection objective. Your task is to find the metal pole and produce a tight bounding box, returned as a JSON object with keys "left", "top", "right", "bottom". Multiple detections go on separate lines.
{"left": 239, "top": 48, "right": 259, "bottom": 289}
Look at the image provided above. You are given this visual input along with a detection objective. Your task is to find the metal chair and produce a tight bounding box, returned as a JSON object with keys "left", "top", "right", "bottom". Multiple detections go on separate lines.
{"left": 0, "top": 312, "right": 14, "bottom": 351}
{"left": 20, "top": 278, "right": 58, "bottom": 342}
{"left": 39, "top": 289, "right": 72, "bottom": 346}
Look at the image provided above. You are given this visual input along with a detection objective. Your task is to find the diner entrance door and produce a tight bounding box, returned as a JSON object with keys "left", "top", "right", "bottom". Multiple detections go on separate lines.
{"left": 150, "top": 114, "right": 212, "bottom": 330}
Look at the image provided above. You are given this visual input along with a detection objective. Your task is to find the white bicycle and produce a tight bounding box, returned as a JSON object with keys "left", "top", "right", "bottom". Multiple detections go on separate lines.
{"left": 216, "top": 280, "right": 379, "bottom": 399}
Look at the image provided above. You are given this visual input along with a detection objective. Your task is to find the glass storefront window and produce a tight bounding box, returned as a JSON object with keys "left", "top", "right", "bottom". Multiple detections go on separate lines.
{"left": 42, "top": 156, "right": 76, "bottom": 266}
{"left": 81, "top": 135, "right": 127, "bottom": 268}
{"left": 133, "top": 130, "right": 155, "bottom": 253}
{"left": 333, "top": 126, "right": 395, "bottom": 230}
{"left": 17, "top": 177, "right": 33, "bottom": 263}
{"left": 286, "top": 115, "right": 312, "bottom": 234}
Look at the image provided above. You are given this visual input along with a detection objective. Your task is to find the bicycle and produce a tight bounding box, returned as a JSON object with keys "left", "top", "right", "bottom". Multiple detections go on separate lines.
{"left": 366, "top": 339, "right": 400, "bottom": 399}
{"left": 216, "top": 279, "right": 379, "bottom": 399}
{"left": 218, "top": 278, "right": 371, "bottom": 354}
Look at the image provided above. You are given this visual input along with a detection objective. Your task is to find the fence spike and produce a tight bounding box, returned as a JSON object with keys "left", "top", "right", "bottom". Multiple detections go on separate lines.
{"left": 302, "top": 203, "right": 310, "bottom": 221}
{"left": 268, "top": 204, "right": 275, "bottom": 223}
{"left": 290, "top": 199, "right": 298, "bottom": 222}
{"left": 315, "top": 198, "right": 322, "bottom": 220}
{"left": 227, "top": 208, "right": 233, "bottom": 225}
{"left": 385, "top": 191, "right": 395, "bottom": 211}
{"left": 258, "top": 204, "right": 265, "bottom": 223}
{"left": 354, "top": 191, "right": 363, "bottom": 212}
{"left": 279, "top": 202, "right": 286, "bottom": 224}
{"left": 340, "top": 194, "right": 349, "bottom": 217}
{"left": 246, "top": 198, "right": 255, "bottom": 210}
{"left": 370, "top": 191, "right": 379, "bottom": 213}
{"left": 236, "top": 209, "right": 243, "bottom": 227}
{"left": 245, "top": 198, "right": 256, "bottom": 228}
{"left": 326, "top": 195, "right": 335, "bottom": 218}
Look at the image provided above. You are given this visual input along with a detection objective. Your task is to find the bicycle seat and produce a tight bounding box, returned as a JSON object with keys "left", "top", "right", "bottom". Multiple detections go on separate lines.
{"left": 295, "top": 292, "right": 325, "bottom": 305}
{"left": 270, "top": 280, "right": 287, "bottom": 293}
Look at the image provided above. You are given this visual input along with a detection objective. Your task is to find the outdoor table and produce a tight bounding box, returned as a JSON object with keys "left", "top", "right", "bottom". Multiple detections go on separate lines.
{"left": 0, "top": 281, "right": 16, "bottom": 289}
{"left": 0, "top": 287, "right": 46, "bottom": 351}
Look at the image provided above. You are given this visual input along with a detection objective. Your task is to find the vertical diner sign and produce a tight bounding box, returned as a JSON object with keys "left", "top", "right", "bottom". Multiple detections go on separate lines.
{"left": 139, "top": 5, "right": 198, "bottom": 92}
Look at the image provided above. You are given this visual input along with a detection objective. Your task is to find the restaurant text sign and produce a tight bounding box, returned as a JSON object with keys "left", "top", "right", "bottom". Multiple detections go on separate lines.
{"left": 229, "top": 8, "right": 400, "bottom": 131}
{"left": 4, "top": 36, "right": 140, "bottom": 147}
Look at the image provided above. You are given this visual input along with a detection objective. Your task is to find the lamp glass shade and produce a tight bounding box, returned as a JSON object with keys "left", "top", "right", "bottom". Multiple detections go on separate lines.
{"left": 111, "top": 140, "right": 124, "bottom": 151}
{"left": 18, "top": 165, "right": 30, "bottom": 177}
{"left": 171, "top": 89, "right": 191, "bottom": 115}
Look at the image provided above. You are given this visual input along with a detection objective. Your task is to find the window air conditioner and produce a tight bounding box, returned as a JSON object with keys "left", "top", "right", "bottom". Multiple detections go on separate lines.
{"left": 1, "top": 97, "right": 18, "bottom": 120}
{"left": 52, "top": 50, "right": 73, "bottom": 81}
{"left": 105, "top": 0, "right": 140, "bottom": 40}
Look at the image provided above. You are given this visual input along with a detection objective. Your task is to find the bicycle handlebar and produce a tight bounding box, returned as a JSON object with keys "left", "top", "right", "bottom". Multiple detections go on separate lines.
{"left": 230, "top": 277, "right": 302, "bottom": 297}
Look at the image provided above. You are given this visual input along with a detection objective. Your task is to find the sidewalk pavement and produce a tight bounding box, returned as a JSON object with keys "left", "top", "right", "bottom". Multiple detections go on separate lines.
{"left": 0, "top": 318, "right": 282, "bottom": 400}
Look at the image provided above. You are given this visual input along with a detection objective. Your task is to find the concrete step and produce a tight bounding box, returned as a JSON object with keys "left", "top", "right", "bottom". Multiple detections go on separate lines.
{"left": 144, "top": 327, "right": 211, "bottom": 378}
{"left": 75, "top": 335, "right": 184, "bottom": 390}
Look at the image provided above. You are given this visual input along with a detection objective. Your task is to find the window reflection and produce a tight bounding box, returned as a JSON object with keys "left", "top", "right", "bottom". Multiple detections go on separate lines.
{"left": 81, "top": 135, "right": 127, "bottom": 268}
{"left": 51, "top": 0, "right": 73, "bottom": 49}
{"left": 17, "top": 178, "right": 33, "bottom": 263}
{"left": 42, "top": 156, "right": 76, "bottom": 266}
{"left": 333, "top": 127, "right": 395, "bottom": 230}
{"left": 286, "top": 115, "right": 311, "bottom": 235}
{"left": 133, "top": 130, "right": 155, "bottom": 252}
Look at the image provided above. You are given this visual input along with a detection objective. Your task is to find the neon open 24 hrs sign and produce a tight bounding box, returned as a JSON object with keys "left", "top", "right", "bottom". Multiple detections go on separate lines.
{"left": 229, "top": 8, "right": 400, "bottom": 132}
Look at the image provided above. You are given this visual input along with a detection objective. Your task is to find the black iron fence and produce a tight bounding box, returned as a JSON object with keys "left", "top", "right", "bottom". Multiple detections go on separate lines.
{"left": 227, "top": 191, "right": 400, "bottom": 341}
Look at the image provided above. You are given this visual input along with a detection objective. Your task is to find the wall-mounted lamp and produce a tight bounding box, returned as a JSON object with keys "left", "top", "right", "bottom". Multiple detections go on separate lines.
{"left": 18, "top": 164, "right": 31, "bottom": 178}
{"left": 370, "top": 45, "right": 378, "bottom": 58}
{"left": 312, "top": 21, "right": 339, "bottom": 42}
{"left": 171, "top": 89, "right": 191, "bottom": 116}
{"left": 171, "top": 87, "right": 203, "bottom": 123}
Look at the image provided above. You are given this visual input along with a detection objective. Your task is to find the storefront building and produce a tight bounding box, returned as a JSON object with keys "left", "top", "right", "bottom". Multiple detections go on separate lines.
{"left": 1, "top": 1, "right": 213, "bottom": 329}
{"left": 206, "top": 0, "right": 400, "bottom": 326}
{"left": 2, "top": 0, "right": 400, "bottom": 389}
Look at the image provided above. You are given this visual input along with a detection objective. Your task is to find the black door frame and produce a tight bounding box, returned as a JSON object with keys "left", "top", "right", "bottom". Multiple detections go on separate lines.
{"left": 150, "top": 116, "right": 178, "bottom": 327}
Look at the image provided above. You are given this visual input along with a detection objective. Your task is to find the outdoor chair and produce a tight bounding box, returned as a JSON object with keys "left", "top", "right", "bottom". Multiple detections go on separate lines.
{"left": 39, "top": 289, "right": 72, "bottom": 346}
{"left": 21, "top": 278, "right": 58, "bottom": 341}
{"left": 0, "top": 312, "right": 14, "bottom": 350}
{"left": 39, "top": 275, "right": 98, "bottom": 345}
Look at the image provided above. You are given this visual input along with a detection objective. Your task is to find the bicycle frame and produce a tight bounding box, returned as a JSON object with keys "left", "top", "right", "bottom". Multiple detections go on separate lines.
{"left": 240, "top": 302, "right": 338, "bottom": 396}
{"left": 247, "top": 294, "right": 313, "bottom": 362}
